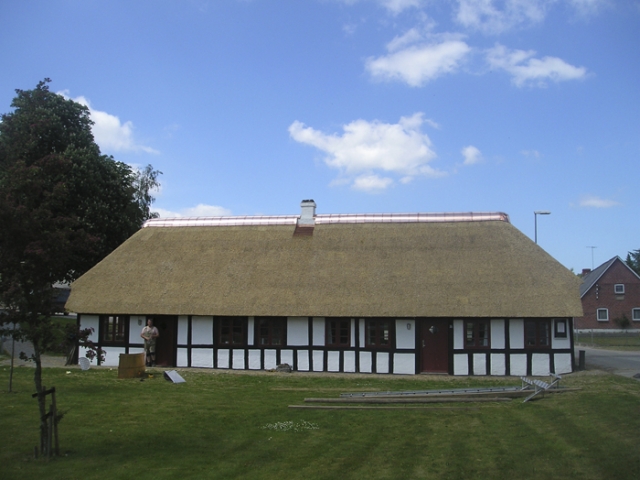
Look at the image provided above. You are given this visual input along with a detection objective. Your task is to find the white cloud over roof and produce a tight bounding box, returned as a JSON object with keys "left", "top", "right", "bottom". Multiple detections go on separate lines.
{"left": 155, "top": 204, "right": 232, "bottom": 218}
{"left": 289, "top": 113, "right": 443, "bottom": 192}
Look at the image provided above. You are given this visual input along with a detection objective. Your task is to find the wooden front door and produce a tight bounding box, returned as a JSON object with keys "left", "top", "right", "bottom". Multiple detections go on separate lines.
{"left": 153, "top": 316, "right": 177, "bottom": 367}
{"left": 420, "top": 319, "right": 450, "bottom": 373}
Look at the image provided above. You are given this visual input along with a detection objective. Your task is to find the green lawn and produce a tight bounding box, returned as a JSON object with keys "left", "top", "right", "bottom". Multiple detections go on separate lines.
{"left": 1, "top": 367, "right": 639, "bottom": 479}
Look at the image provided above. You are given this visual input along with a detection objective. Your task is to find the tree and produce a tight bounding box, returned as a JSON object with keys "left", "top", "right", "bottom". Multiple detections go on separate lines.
{"left": 626, "top": 249, "right": 640, "bottom": 276}
{"left": 0, "top": 79, "right": 161, "bottom": 456}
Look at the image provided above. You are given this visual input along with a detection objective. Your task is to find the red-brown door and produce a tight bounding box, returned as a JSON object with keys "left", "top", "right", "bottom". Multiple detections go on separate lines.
{"left": 153, "top": 316, "right": 177, "bottom": 367}
{"left": 420, "top": 319, "right": 450, "bottom": 373}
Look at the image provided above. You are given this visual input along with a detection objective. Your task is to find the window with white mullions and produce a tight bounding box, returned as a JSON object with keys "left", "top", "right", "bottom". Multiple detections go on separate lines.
{"left": 464, "top": 320, "right": 490, "bottom": 348}
{"left": 218, "top": 317, "right": 246, "bottom": 346}
{"left": 326, "top": 318, "right": 350, "bottom": 347}
{"left": 525, "top": 320, "right": 550, "bottom": 348}
{"left": 365, "top": 318, "right": 392, "bottom": 348}
{"left": 256, "top": 316, "right": 286, "bottom": 346}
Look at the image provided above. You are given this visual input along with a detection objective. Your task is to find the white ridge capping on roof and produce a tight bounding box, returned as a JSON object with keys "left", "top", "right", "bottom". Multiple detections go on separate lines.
{"left": 143, "top": 212, "right": 510, "bottom": 228}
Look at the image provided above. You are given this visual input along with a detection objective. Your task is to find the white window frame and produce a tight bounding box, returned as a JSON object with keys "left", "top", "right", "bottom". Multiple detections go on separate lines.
{"left": 597, "top": 308, "right": 609, "bottom": 322}
{"left": 614, "top": 284, "right": 625, "bottom": 294}
{"left": 632, "top": 308, "right": 640, "bottom": 322}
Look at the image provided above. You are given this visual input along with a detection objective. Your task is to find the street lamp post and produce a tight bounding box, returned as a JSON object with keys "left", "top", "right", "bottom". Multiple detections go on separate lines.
{"left": 534, "top": 211, "right": 551, "bottom": 244}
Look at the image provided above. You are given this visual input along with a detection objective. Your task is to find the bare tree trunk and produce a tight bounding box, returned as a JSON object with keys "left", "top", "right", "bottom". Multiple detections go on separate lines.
{"left": 32, "top": 347, "right": 49, "bottom": 456}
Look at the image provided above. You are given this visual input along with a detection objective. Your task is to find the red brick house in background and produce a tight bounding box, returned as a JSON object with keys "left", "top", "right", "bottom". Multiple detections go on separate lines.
{"left": 575, "top": 256, "right": 640, "bottom": 331}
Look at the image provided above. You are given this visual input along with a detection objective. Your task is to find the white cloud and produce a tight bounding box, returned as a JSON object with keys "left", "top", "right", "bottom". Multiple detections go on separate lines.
{"left": 567, "top": 0, "right": 607, "bottom": 16}
{"left": 461, "top": 145, "right": 482, "bottom": 165}
{"left": 60, "top": 92, "right": 159, "bottom": 154}
{"left": 366, "top": 34, "right": 471, "bottom": 86}
{"left": 352, "top": 174, "right": 394, "bottom": 192}
{"left": 338, "top": 0, "right": 424, "bottom": 15}
{"left": 155, "top": 204, "right": 232, "bottom": 218}
{"left": 379, "top": 0, "right": 424, "bottom": 15}
{"left": 486, "top": 44, "right": 587, "bottom": 86}
{"left": 578, "top": 195, "right": 620, "bottom": 208}
{"left": 289, "top": 113, "right": 444, "bottom": 192}
{"left": 521, "top": 149, "right": 541, "bottom": 158}
{"left": 455, "top": 0, "right": 551, "bottom": 34}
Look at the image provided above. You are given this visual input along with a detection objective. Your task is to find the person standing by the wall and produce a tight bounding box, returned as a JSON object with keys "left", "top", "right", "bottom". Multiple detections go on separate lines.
{"left": 141, "top": 318, "right": 159, "bottom": 367}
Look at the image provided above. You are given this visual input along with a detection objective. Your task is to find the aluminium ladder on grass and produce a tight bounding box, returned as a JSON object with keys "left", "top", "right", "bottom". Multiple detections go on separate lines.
{"left": 520, "top": 373, "right": 562, "bottom": 403}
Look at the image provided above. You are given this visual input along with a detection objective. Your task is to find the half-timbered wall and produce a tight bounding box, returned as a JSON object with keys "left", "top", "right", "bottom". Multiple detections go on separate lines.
{"left": 78, "top": 315, "right": 573, "bottom": 375}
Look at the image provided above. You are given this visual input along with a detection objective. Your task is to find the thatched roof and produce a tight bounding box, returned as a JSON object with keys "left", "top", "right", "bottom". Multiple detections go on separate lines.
{"left": 66, "top": 211, "right": 582, "bottom": 318}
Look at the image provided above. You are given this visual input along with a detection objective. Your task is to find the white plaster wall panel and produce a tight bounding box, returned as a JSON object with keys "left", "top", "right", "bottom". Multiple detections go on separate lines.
{"left": 232, "top": 349, "right": 245, "bottom": 369}
{"left": 554, "top": 353, "right": 573, "bottom": 374}
{"left": 453, "top": 320, "right": 464, "bottom": 350}
{"left": 359, "top": 319, "right": 365, "bottom": 348}
{"left": 473, "top": 353, "right": 487, "bottom": 375}
{"left": 376, "top": 352, "right": 389, "bottom": 374}
{"left": 359, "top": 352, "right": 372, "bottom": 373}
{"left": 191, "top": 316, "right": 213, "bottom": 345}
{"left": 177, "top": 316, "right": 188, "bottom": 345}
{"left": 264, "top": 350, "right": 277, "bottom": 370}
{"left": 79, "top": 315, "right": 99, "bottom": 341}
{"left": 177, "top": 348, "right": 188, "bottom": 367}
{"left": 395, "top": 319, "right": 415, "bottom": 349}
{"left": 532, "top": 354, "right": 550, "bottom": 376}
{"left": 327, "top": 351, "right": 340, "bottom": 372}
{"left": 343, "top": 351, "right": 356, "bottom": 373}
{"left": 281, "top": 350, "right": 293, "bottom": 367}
{"left": 453, "top": 354, "right": 468, "bottom": 375}
{"left": 102, "top": 347, "right": 125, "bottom": 366}
{"left": 192, "top": 348, "right": 214, "bottom": 368}
{"left": 313, "top": 350, "right": 324, "bottom": 371}
{"left": 247, "top": 317, "right": 254, "bottom": 346}
{"left": 509, "top": 319, "right": 524, "bottom": 349}
{"left": 393, "top": 353, "right": 415, "bottom": 374}
{"left": 510, "top": 354, "right": 527, "bottom": 376}
{"left": 217, "top": 349, "right": 230, "bottom": 368}
{"left": 297, "top": 350, "right": 310, "bottom": 371}
{"left": 287, "top": 317, "right": 308, "bottom": 346}
{"left": 129, "top": 316, "right": 146, "bottom": 344}
{"left": 490, "top": 354, "right": 506, "bottom": 375}
{"left": 491, "top": 319, "right": 505, "bottom": 349}
{"left": 287, "top": 317, "right": 309, "bottom": 346}
{"left": 312, "top": 318, "right": 325, "bottom": 346}
{"left": 248, "top": 350, "right": 261, "bottom": 369}
{"left": 128, "top": 347, "right": 144, "bottom": 355}
{"left": 350, "top": 319, "right": 356, "bottom": 348}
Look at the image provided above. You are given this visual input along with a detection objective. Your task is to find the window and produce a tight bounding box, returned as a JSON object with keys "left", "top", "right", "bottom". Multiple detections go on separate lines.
{"left": 218, "top": 317, "right": 246, "bottom": 346}
{"left": 256, "top": 317, "right": 286, "bottom": 346}
{"left": 597, "top": 308, "right": 609, "bottom": 322}
{"left": 632, "top": 308, "right": 640, "bottom": 322}
{"left": 326, "top": 318, "right": 350, "bottom": 347}
{"left": 524, "top": 320, "right": 550, "bottom": 348}
{"left": 365, "top": 319, "right": 392, "bottom": 348}
{"left": 464, "top": 320, "right": 490, "bottom": 348}
{"left": 554, "top": 319, "right": 568, "bottom": 338}
{"left": 101, "top": 315, "right": 126, "bottom": 344}
{"left": 614, "top": 284, "right": 625, "bottom": 294}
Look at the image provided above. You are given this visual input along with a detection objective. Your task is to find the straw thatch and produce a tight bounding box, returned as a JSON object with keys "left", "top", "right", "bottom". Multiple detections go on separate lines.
{"left": 66, "top": 219, "right": 582, "bottom": 318}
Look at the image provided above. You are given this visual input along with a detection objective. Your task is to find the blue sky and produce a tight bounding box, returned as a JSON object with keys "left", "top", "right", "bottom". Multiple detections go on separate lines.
{"left": 1, "top": 0, "right": 638, "bottom": 273}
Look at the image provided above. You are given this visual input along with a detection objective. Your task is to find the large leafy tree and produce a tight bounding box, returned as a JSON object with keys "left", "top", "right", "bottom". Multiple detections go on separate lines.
{"left": 626, "top": 249, "right": 640, "bottom": 276}
{"left": 0, "top": 79, "right": 160, "bottom": 455}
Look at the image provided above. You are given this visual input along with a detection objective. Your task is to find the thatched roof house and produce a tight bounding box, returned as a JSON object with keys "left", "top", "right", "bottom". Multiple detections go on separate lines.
{"left": 67, "top": 201, "right": 581, "bottom": 376}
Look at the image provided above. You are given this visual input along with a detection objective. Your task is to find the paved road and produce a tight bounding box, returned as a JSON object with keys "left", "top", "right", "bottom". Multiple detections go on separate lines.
{"left": 578, "top": 346, "right": 640, "bottom": 379}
